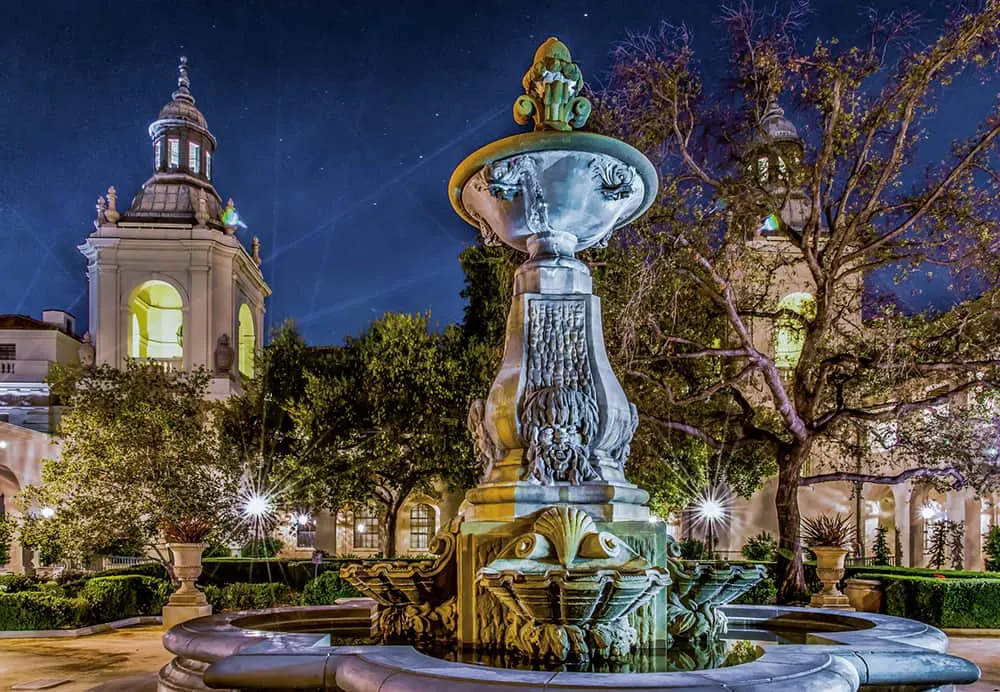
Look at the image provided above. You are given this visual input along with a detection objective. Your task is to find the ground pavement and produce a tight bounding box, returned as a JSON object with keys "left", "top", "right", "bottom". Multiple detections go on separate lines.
{"left": 0, "top": 625, "right": 996, "bottom": 691}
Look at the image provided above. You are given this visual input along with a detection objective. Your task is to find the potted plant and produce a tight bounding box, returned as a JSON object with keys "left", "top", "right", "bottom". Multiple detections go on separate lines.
{"left": 162, "top": 517, "right": 214, "bottom": 629}
{"left": 801, "top": 513, "right": 854, "bottom": 609}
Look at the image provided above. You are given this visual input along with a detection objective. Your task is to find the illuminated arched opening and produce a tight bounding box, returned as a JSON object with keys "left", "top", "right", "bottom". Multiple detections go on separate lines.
{"left": 238, "top": 304, "right": 255, "bottom": 378}
{"left": 773, "top": 292, "right": 816, "bottom": 369}
{"left": 128, "top": 280, "right": 184, "bottom": 367}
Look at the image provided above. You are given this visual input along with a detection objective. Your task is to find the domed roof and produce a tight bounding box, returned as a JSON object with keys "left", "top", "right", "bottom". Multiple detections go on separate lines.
{"left": 752, "top": 97, "right": 802, "bottom": 148}
{"left": 148, "top": 57, "right": 214, "bottom": 142}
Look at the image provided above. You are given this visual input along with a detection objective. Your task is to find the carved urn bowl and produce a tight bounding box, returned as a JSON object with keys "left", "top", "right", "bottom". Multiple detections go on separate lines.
{"left": 449, "top": 132, "right": 658, "bottom": 257}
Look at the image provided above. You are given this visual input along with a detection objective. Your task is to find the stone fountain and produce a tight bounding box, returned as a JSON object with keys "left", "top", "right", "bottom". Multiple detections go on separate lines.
{"left": 341, "top": 37, "right": 761, "bottom": 665}
{"left": 156, "top": 37, "right": 981, "bottom": 692}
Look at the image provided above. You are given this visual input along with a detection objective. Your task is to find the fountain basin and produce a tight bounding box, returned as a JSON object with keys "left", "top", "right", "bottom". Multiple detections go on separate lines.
{"left": 157, "top": 601, "right": 980, "bottom": 691}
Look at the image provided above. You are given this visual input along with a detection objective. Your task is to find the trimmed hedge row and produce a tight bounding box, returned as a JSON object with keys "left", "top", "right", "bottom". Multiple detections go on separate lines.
{"left": 199, "top": 558, "right": 360, "bottom": 590}
{"left": 847, "top": 564, "right": 1000, "bottom": 580}
{"left": 856, "top": 572, "right": 1000, "bottom": 628}
{"left": 202, "top": 582, "right": 298, "bottom": 612}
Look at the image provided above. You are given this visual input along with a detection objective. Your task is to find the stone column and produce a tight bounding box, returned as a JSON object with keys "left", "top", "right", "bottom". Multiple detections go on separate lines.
{"left": 964, "top": 491, "right": 983, "bottom": 570}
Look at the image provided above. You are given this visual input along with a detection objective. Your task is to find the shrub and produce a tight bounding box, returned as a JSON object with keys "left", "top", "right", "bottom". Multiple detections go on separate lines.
{"left": 203, "top": 542, "right": 233, "bottom": 558}
{"left": 202, "top": 582, "right": 297, "bottom": 613}
{"left": 858, "top": 573, "right": 1000, "bottom": 628}
{"left": 734, "top": 576, "right": 777, "bottom": 605}
{"left": 740, "top": 533, "right": 777, "bottom": 561}
{"left": 0, "top": 574, "right": 40, "bottom": 594}
{"left": 199, "top": 558, "right": 367, "bottom": 590}
{"left": 679, "top": 538, "right": 710, "bottom": 560}
{"left": 984, "top": 525, "right": 1000, "bottom": 572}
{"left": 845, "top": 565, "right": 1000, "bottom": 580}
{"left": 79, "top": 575, "right": 171, "bottom": 622}
{"left": 872, "top": 526, "right": 891, "bottom": 566}
{"left": 302, "top": 570, "right": 360, "bottom": 606}
{"left": 0, "top": 591, "right": 90, "bottom": 630}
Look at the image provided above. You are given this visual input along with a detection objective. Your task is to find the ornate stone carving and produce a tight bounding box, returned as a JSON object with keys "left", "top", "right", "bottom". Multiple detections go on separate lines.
{"left": 213, "top": 334, "right": 234, "bottom": 374}
{"left": 520, "top": 300, "right": 600, "bottom": 485}
{"left": 468, "top": 398, "right": 505, "bottom": 481}
{"left": 513, "top": 37, "right": 592, "bottom": 132}
{"left": 342, "top": 518, "right": 460, "bottom": 643}
{"left": 194, "top": 188, "right": 210, "bottom": 227}
{"left": 660, "top": 536, "right": 766, "bottom": 643}
{"left": 78, "top": 332, "right": 95, "bottom": 369}
{"left": 481, "top": 157, "right": 532, "bottom": 202}
{"left": 105, "top": 186, "right": 120, "bottom": 224}
{"left": 94, "top": 196, "right": 107, "bottom": 229}
{"left": 477, "top": 506, "right": 670, "bottom": 662}
{"left": 591, "top": 159, "right": 636, "bottom": 201}
{"left": 467, "top": 209, "right": 502, "bottom": 246}
{"left": 608, "top": 402, "right": 640, "bottom": 472}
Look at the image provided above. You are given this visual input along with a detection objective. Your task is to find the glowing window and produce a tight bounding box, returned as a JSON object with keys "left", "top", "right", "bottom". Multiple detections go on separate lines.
{"left": 154, "top": 140, "right": 162, "bottom": 168}
{"left": 238, "top": 304, "right": 255, "bottom": 378}
{"left": 205, "top": 152, "right": 212, "bottom": 180}
{"left": 353, "top": 507, "right": 381, "bottom": 550}
{"left": 774, "top": 292, "right": 816, "bottom": 369}
{"left": 756, "top": 156, "right": 769, "bottom": 185}
{"left": 189, "top": 142, "right": 200, "bottom": 173}
{"left": 128, "top": 280, "right": 183, "bottom": 362}
{"left": 168, "top": 138, "right": 180, "bottom": 168}
{"left": 409, "top": 504, "right": 434, "bottom": 550}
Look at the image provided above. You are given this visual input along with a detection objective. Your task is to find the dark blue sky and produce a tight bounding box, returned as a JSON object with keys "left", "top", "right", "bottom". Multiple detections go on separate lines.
{"left": 0, "top": 0, "right": 978, "bottom": 345}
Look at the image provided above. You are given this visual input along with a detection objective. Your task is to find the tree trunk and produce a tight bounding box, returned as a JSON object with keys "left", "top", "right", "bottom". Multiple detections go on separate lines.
{"left": 382, "top": 502, "right": 399, "bottom": 559}
{"left": 775, "top": 443, "right": 810, "bottom": 603}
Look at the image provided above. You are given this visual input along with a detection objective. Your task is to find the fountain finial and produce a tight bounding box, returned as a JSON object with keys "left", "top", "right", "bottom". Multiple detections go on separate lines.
{"left": 513, "top": 37, "right": 592, "bottom": 132}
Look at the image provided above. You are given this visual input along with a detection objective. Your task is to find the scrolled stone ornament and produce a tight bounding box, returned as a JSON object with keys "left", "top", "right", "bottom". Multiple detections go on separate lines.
{"left": 513, "top": 37, "right": 592, "bottom": 132}
{"left": 591, "top": 158, "right": 637, "bottom": 201}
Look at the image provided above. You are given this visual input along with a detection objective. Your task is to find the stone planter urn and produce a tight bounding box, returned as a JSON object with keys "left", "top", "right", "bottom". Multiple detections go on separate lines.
{"left": 809, "top": 546, "right": 853, "bottom": 610}
{"left": 845, "top": 577, "right": 882, "bottom": 612}
{"left": 162, "top": 543, "right": 211, "bottom": 629}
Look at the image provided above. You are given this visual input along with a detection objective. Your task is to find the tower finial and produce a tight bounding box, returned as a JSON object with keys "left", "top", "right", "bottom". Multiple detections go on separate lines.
{"left": 173, "top": 56, "right": 194, "bottom": 103}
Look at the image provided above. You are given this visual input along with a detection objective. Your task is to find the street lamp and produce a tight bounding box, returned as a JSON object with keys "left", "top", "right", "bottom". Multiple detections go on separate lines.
{"left": 694, "top": 488, "right": 731, "bottom": 558}
{"left": 40, "top": 506, "right": 55, "bottom": 519}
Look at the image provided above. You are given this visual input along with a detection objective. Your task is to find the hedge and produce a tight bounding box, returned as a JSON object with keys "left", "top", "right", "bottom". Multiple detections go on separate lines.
{"left": 302, "top": 571, "right": 360, "bottom": 605}
{"left": 856, "top": 573, "right": 1000, "bottom": 628}
{"left": 79, "top": 576, "right": 171, "bottom": 623}
{"left": 199, "top": 558, "right": 368, "bottom": 590}
{"left": 202, "top": 582, "right": 298, "bottom": 612}
{"left": 847, "top": 564, "right": 1000, "bottom": 581}
{"left": 0, "top": 592, "right": 90, "bottom": 630}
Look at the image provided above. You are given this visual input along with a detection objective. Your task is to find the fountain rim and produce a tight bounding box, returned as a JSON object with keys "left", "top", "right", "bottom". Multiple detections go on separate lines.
{"left": 448, "top": 131, "right": 659, "bottom": 230}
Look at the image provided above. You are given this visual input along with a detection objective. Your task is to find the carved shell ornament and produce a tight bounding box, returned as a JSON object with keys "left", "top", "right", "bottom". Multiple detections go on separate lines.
{"left": 507, "top": 506, "right": 628, "bottom": 568}
{"left": 591, "top": 159, "right": 637, "bottom": 201}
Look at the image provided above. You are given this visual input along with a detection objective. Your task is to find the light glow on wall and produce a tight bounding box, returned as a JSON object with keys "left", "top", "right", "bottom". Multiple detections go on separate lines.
{"left": 128, "top": 280, "right": 184, "bottom": 361}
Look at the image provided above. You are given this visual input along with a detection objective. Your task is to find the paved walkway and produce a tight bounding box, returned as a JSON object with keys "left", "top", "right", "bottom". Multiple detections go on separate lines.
{"left": 0, "top": 625, "right": 995, "bottom": 690}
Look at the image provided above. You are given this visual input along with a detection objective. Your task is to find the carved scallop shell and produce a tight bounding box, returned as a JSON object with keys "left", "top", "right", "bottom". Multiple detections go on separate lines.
{"left": 533, "top": 506, "right": 596, "bottom": 567}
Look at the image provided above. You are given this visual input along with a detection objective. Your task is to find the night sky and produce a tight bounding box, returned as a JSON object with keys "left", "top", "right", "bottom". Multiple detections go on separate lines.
{"left": 0, "top": 0, "right": 986, "bottom": 345}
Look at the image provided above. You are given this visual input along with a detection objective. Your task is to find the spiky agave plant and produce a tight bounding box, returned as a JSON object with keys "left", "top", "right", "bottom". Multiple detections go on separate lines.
{"left": 801, "top": 514, "right": 854, "bottom": 549}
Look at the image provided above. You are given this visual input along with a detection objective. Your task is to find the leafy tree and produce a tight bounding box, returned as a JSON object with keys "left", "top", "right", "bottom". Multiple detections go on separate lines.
{"left": 872, "top": 525, "right": 891, "bottom": 566}
{"left": 18, "top": 361, "right": 241, "bottom": 573}
{"left": 588, "top": 2, "right": 1000, "bottom": 600}
{"left": 0, "top": 516, "right": 14, "bottom": 565}
{"left": 287, "top": 312, "right": 490, "bottom": 556}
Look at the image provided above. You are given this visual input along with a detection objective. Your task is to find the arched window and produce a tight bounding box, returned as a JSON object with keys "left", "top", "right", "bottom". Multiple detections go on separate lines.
{"left": 238, "top": 304, "right": 255, "bottom": 378}
{"left": 409, "top": 504, "right": 435, "bottom": 551}
{"left": 129, "top": 280, "right": 183, "bottom": 370}
{"left": 773, "top": 292, "right": 816, "bottom": 369}
{"left": 353, "top": 507, "right": 381, "bottom": 550}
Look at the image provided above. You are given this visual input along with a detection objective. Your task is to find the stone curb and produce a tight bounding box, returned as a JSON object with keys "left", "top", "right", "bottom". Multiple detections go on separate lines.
{"left": 944, "top": 628, "right": 1000, "bottom": 637}
{"left": 0, "top": 615, "right": 161, "bottom": 639}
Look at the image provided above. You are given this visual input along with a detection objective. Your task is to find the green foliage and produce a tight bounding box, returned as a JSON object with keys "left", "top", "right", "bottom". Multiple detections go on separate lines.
{"left": 733, "top": 576, "right": 777, "bottom": 605}
{"left": 202, "top": 542, "right": 233, "bottom": 559}
{"left": 0, "top": 574, "right": 39, "bottom": 594}
{"left": 240, "top": 537, "right": 283, "bottom": 559}
{"left": 199, "top": 558, "right": 370, "bottom": 590}
{"left": 872, "top": 526, "right": 892, "bottom": 566}
{"left": 679, "top": 538, "right": 710, "bottom": 560}
{"left": 282, "top": 312, "right": 488, "bottom": 556}
{"left": 458, "top": 243, "right": 519, "bottom": 348}
{"left": 0, "top": 516, "right": 15, "bottom": 565}
{"left": 77, "top": 575, "right": 170, "bottom": 623}
{"left": 984, "top": 525, "right": 1000, "bottom": 572}
{"left": 949, "top": 521, "right": 965, "bottom": 570}
{"left": 20, "top": 361, "right": 242, "bottom": 565}
{"left": 801, "top": 514, "right": 854, "bottom": 548}
{"left": 19, "top": 515, "right": 64, "bottom": 566}
{"left": 741, "top": 532, "right": 777, "bottom": 561}
{"left": 301, "top": 570, "right": 360, "bottom": 605}
{"left": 865, "top": 573, "right": 1000, "bottom": 628}
{"left": 849, "top": 565, "right": 1000, "bottom": 580}
{"left": 201, "top": 582, "right": 297, "bottom": 613}
{"left": 928, "top": 521, "right": 949, "bottom": 570}
{"left": 0, "top": 592, "right": 90, "bottom": 630}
